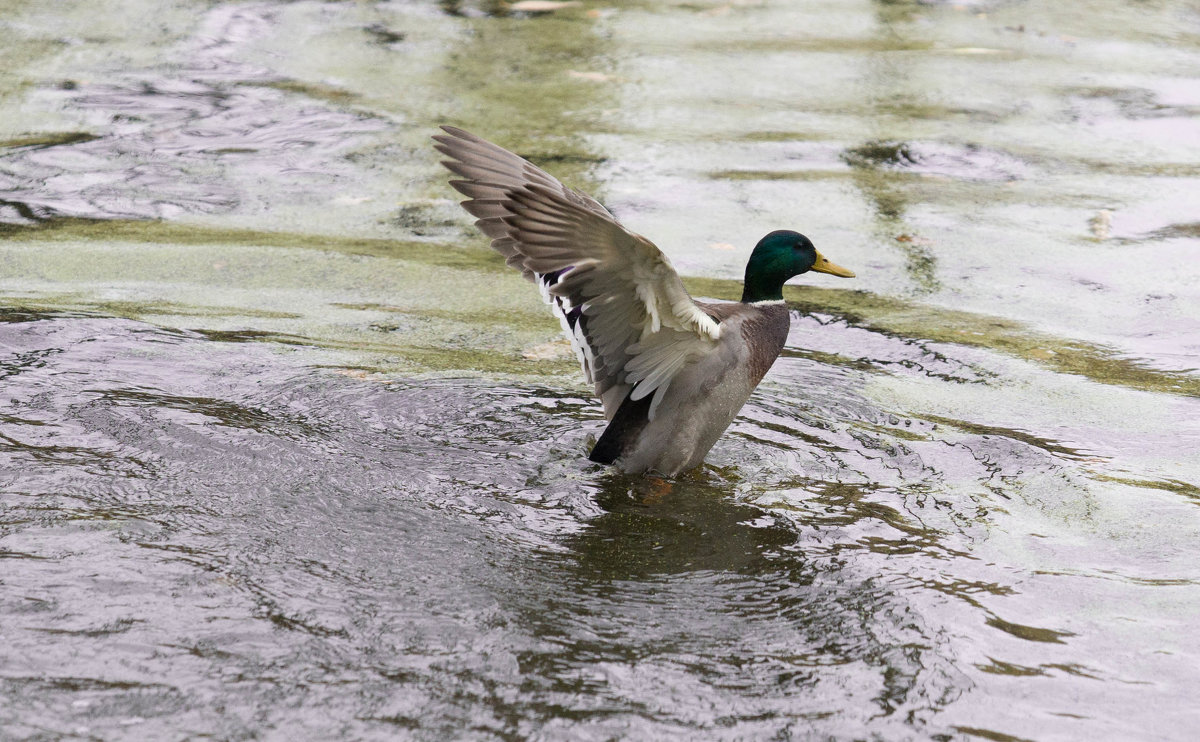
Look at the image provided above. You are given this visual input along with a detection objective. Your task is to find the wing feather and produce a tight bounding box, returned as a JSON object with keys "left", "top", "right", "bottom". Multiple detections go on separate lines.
{"left": 435, "top": 126, "right": 721, "bottom": 419}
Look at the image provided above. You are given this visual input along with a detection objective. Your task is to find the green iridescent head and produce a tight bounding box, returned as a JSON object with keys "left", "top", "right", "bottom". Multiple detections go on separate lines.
{"left": 740, "top": 230, "right": 855, "bottom": 303}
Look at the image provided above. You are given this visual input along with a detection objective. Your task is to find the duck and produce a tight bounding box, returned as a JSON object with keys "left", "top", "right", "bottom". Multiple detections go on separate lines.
{"left": 434, "top": 126, "right": 855, "bottom": 476}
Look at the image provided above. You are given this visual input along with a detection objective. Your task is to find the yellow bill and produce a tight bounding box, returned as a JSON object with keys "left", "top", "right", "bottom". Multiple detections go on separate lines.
{"left": 810, "top": 250, "right": 855, "bottom": 278}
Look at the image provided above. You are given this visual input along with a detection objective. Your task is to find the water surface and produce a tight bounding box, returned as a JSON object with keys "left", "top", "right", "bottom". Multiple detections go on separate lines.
{"left": 2, "top": 1, "right": 1199, "bottom": 740}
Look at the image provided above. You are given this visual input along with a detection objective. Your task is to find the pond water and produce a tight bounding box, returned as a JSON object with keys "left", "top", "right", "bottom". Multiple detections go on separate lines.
{"left": 2, "top": 1, "right": 1199, "bottom": 740}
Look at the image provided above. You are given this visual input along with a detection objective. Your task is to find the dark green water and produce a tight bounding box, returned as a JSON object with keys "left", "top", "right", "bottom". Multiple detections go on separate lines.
{"left": 2, "top": 1, "right": 1199, "bottom": 740}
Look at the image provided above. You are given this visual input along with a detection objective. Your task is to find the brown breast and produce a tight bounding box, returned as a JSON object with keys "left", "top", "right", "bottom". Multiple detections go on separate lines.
{"left": 696, "top": 301, "right": 791, "bottom": 384}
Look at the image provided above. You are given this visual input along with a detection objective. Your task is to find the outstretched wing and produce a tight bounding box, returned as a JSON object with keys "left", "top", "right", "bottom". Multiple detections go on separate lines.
{"left": 433, "top": 126, "right": 721, "bottom": 420}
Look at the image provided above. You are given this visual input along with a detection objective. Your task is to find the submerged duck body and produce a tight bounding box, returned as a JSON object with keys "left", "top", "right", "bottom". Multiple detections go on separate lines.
{"left": 434, "top": 126, "right": 854, "bottom": 476}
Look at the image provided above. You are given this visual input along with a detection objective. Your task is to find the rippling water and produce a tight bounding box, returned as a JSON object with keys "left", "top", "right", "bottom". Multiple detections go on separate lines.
{"left": 3, "top": 309, "right": 1198, "bottom": 740}
{"left": 3, "top": 0, "right": 1200, "bottom": 740}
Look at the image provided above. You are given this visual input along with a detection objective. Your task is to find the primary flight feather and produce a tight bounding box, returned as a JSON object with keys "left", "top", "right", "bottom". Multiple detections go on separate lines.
{"left": 434, "top": 126, "right": 854, "bottom": 475}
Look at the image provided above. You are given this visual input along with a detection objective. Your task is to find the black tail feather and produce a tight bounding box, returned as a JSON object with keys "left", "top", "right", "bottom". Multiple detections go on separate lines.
{"left": 589, "top": 392, "right": 653, "bottom": 465}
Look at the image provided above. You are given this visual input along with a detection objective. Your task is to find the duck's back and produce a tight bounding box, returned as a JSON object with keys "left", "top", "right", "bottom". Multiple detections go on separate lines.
{"left": 591, "top": 301, "right": 791, "bottom": 475}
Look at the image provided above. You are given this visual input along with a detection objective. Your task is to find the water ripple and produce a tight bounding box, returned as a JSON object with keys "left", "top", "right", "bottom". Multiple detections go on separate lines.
{"left": 2, "top": 310, "right": 1199, "bottom": 739}
{"left": 0, "top": 4, "right": 383, "bottom": 225}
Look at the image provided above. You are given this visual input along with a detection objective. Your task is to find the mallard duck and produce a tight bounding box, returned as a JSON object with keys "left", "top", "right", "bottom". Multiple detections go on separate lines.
{"left": 434, "top": 126, "right": 855, "bottom": 475}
